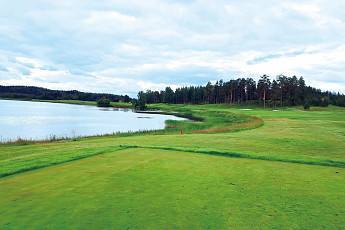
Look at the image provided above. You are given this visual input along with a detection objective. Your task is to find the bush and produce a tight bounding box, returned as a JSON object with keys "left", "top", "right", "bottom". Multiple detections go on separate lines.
{"left": 303, "top": 101, "right": 310, "bottom": 110}
{"left": 97, "top": 98, "right": 111, "bottom": 107}
{"left": 132, "top": 99, "right": 146, "bottom": 110}
{"left": 123, "top": 95, "right": 130, "bottom": 103}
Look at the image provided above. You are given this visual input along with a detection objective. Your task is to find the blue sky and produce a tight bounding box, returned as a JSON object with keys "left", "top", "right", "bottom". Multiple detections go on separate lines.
{"left": 1, "top": 0, "right": 345, "bottom": 97}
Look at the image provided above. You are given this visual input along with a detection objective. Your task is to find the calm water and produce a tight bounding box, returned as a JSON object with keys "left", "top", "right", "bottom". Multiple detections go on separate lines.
{"left": 0, "top": 100, "right": 186, "bottom": 141}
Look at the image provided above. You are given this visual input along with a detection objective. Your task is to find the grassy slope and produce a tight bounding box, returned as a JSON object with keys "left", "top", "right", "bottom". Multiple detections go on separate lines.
{"left": 0, "top": 104, "right": 345, "bottom": 228}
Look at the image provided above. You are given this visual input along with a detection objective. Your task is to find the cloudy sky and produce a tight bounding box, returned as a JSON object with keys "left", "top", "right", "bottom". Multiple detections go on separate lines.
{"left": 1, "top": 0, "right": 345, "bottom": 97}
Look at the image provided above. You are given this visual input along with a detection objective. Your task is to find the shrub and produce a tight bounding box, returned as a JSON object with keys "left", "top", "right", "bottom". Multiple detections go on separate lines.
{"left": 123, "top": 95, "right": 130, "bottom": 103}
{"left": 97, "top": 98, "right": 111, "bottom": 107}
{"left": 303, "top": 101, "right": 310, "bottom": 110}
{"left": 132, "top": 99, "right": 146, "bottom": 110}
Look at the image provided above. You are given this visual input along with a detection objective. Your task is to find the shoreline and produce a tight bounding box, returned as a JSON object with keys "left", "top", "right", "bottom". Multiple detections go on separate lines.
{"left": 0, "top": 99, "right": 264, "bottom": 146}
{"left": 0, "top": 99, "right": 200, "bottom": 146}
{"left": 0, "top": 98, "right": 134, "bottom": 108}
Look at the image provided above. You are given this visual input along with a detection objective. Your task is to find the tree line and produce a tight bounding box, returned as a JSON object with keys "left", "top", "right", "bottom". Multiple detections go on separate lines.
{"left": 135, "top": 75, "right": 345, "bottom": 108}
{"left": 0, "top": 85, "right": 130, "bottom": 103}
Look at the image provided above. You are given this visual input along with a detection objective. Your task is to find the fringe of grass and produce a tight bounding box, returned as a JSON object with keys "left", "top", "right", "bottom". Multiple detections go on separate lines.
{"left": 0, "top": 136, "right": 79, "bottom": 147}
{"left": 192, "top": 115, "right": 264, "bottom": 133}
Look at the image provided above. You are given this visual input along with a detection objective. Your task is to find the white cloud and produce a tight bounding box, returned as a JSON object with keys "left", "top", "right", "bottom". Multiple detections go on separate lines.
{"left": 284, "top": 2, "right": 343, "bottom": 26}
{"left": 16, "top": 57, "right": 43, "bottom": 69}
{"left": 137, "top": 81, "right": 180, "bottom": 92}
{"left": 1, "top": 0, "right": 345, "bottom": 96}
{"left": 83, "top": 11, "right": 141, "bottom": 34}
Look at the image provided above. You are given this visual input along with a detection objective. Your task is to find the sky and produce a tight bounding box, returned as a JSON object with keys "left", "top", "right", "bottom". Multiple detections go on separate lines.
{"left": 1, "top": 0, "right": 345, "bottom": 97}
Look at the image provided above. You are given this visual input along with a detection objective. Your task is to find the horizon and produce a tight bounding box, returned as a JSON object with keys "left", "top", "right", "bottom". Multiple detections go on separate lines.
{"left": 2, "top": 74, "right": 343, "bottom": 99}
{"left": 1, "top": 1, "right": 345, "bottom": 97}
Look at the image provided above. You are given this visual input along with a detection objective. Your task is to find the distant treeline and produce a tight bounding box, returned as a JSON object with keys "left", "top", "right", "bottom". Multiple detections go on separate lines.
{"left": 137, "top": 75, "right": 345, "bottom": 107}
{"left": 0, "top": 85, "right": 130, "bottom": 102}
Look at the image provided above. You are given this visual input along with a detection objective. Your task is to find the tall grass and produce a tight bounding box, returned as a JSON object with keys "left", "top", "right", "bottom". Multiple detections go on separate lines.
{"left": 0, "top": 134, "right": 80, "bottom": 147}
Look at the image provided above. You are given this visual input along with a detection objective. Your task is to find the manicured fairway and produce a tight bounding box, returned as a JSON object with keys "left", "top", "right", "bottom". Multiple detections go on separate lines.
{"left": 1, "top": 104, "right": 345, "bottom": 229}
{"left": 1, "top": 148, "right": 344, "bottom": 229}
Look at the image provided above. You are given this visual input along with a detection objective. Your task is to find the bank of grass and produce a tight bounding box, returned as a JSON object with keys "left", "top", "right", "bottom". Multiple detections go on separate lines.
{"left": 1, "top": 103, "right": 345, "bottom": 228}
{"left": 146, "top": 103, "right": 264, "bottom": 133}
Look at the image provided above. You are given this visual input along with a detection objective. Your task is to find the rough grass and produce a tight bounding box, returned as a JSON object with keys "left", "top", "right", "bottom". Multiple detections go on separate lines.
{"left": 149, "top": 103, "right": 264, "bottom": 133}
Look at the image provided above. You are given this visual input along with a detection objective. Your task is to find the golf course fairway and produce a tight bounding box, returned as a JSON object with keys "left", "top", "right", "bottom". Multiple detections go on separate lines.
{"left": 0, "top": 104, "right": 344, "bottom": 229}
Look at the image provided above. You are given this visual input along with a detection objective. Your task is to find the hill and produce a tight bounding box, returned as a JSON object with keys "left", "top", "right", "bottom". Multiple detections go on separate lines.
{"left": 0, "top": 85, "right": 130, "bottom": 102}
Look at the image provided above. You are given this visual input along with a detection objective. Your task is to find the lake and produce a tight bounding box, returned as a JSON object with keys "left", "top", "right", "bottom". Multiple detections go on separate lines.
{"left": 0, "top": 100, "right": 186, "bottom": 141}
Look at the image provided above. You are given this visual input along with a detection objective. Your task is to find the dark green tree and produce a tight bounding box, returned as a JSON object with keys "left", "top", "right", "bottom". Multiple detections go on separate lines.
{"left": 271, "top": 80, "right": 280, "bottom": 108}
{"left": 163, "top": 87, "right": 174, "bottom": 104}
{"left": 132, "top": 92, "right": 147, "bottom": 110}
{"left": 257, "top": 74, "right": 271, "bottom": 109}
{"left": 277, "top": 74, "right": 287, "bottom": 107}
{"left": 132, "top": 99, "right": 146, "bottom": 110}
{"left": 97, "top": 98, "right": 111, "bottom": 107}
{"left": 123, "top": 95, "right": 130, "bottom": 103}
{"left": 304, "top": 101, "right": 310, "bottom": 110}
{"left": 205, "top": 82, "right": 213, "bottom": 104}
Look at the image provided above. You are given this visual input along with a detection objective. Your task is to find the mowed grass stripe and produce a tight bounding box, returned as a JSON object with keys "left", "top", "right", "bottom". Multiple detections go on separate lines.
{"left": 2, "top": 141, "right": 344, "bottom": 179}
{"left": 0, "top": 145, "right": 128, "bottom": 178}
{"left": 120, "top": 145, "right": 345, "bottom": 169}
{"left": 1, "top": 148, "right": 344, "bottom": 229}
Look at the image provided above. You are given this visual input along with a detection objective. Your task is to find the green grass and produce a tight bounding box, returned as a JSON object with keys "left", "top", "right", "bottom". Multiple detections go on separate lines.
{"left": 1, "top": 103, "right": 345, "bottom": 229}
{"left": 0, "top": 144, "right": 126, "bottom": 177}
{"left": 1, "top": 148, "right": 344, "bottom": 229}
{"left": 147, "top": 103, "right": 264, "bottom": 133}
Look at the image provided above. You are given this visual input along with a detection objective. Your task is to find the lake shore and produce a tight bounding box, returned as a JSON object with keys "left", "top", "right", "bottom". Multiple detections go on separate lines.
{"left": 0, "top": 100, "right": 189, "bottom": 144}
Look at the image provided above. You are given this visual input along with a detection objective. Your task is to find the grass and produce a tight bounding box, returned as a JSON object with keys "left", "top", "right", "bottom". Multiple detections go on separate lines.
{"left": 146, "top": 103, "right": 264, "bottom": 133}
{"left": 119, "top": 145, "right": 345, "bottom": 168}
{"left": 0, "top": 103, "right": 345, "bottom": 229}
{"left": 1, "top": 148, "right": 344, "bottom": 229}
{"left": 0, "top": 144, "right": 126, "bottom": 177}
